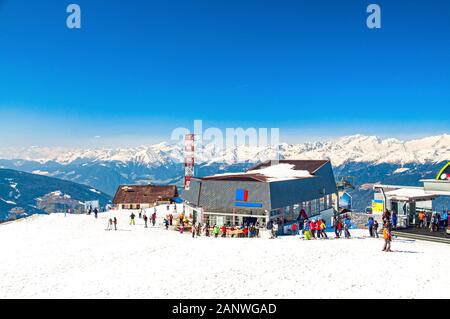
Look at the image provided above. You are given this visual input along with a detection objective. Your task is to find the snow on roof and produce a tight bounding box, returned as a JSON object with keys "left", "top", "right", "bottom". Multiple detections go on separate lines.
{"left": 210, "top": 163, "right": 313, "bottom": 182}
{"left": 385, "top": 188, "right": 436, "bottom": 200}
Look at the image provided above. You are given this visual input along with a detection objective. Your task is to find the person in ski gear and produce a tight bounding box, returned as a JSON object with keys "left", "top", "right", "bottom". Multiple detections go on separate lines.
{"left": 267, "top": 220, "right": 275, "bottom": 239}
{"left": 418, "top": 211, "right": 425, "bottom": 228}
{"left": 392, "top": 211, "right": 398, "bottom": 229}
{"left": 169, "top": 214, "right": 173, "bottom": 226}
{"left": 113, "top": 217, "right": 117, "bottom": 231}
{"left": 163, "top": 218, "right": 169, "bottom": 230}
{"left": 309, "top": 220, "right": 316, "bottom": 239}
{"left": 373, "top": 219, "right": 379, "bottom": 238}
{"left": 197, "top": 223, "right": 202, "bottom": 236}
{"left": 139, "top": 210, "right": 142, "bottom": 219}
{"left": 191, "top": 223, "right": 196, "bottom": 238}
{"left": 344, "top": 218, "right": 351, "bottom": 238}
{"left": 143, "top": 213, "right": 148, "bottom": 228}
{"left": 213, "top": 225, "right": 220, "bottom": 238}
{"left": 243, "top": 226, "right": 249, "bottom": 238}
{"left": 106, "top": 218, "right": 113, "bottom": 231}
{"left": 382, "top": 222, "right": 393, "bottom": 252}
{"left": 129, "top": 212, "right": 135, "bottom": 225}
{"left": 221, "top": 224, "right": 227, "bottom": 238}
{"left": 333, "top": 217, "right": 340, "bottom": 238}
{"left": 303, "top": 220, "right": 311, "bottom": 240}
{"left": 315, "top": 219, "right": 323, "bottom": 238}
{"left": 179, "top": 220, "right": 184, "bottom": 234}
{"left": 337, "top": 219, "right": 343, "bottom": 237}
{"left": 94, "top": 208, "right": 98, "bottom": 219}
{"left": 320, "top": 219, "right": 328, "bottom": 239}
{"left": 291, "top": 222, "right": 297, "bottom": 236}
{"left": 366, "top": 217, "right": 374, "bottom": 237}
{"left": 151, "top": 212, "right": 156, "bottom": 227}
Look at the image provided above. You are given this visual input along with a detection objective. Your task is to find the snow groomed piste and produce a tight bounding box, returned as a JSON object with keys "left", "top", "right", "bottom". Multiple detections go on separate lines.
{"left": 1, "top": 204, "right": 449, "bottom": 299}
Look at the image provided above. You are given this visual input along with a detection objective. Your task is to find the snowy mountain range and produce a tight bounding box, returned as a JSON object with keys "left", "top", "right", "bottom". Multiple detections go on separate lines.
{"left": 0, "top": 134, "right": 449, "bottom": 212}
{"left": 1, "top": 134, "right": 449, "bottom": 167}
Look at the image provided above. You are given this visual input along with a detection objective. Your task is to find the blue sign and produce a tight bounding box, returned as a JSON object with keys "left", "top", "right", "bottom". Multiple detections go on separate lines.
{"left": 235, "top": 189, "right": 262, "bottom": 208}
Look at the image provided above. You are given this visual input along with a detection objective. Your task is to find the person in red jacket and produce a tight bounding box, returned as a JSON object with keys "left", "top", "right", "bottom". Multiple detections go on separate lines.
{"left": 315, "top": 220, "right": 322, "bottom": 238}
{"left": 309, "top": 220, "right": 316, "bottom": 239}
{"left": 243, "top": 226, "right": 249, "bottom": 237}
{"left": 337, "top": 220, "right": 343, "bottom": 237}
{"left": 221, "top": 224, "right": 227, "bottom": 238}
{"left": 291, "top": 222, "right": 297, "bottom": 236}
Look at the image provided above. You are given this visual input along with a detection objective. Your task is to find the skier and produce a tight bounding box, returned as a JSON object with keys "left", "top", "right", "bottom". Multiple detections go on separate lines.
{"left": 320, "top": 219, "right": 328, "bottom": 239}
{"left": 87, "top": 207, "right": 92, "bottom": 215}
{"left": 333, "top": 217, "right": 340, "bottom": 238}
{"left": 143, "top": 213, "right": 148, "bottom": 228}
{"left": 204, "top": 222, "right": 210, "bottom": 237}
{"left": 139, "top": 209, "right": 142, "bottom": 219}
{"left": 267, "top": 220, "right": 274, "bottom": 239}
{"left": 382, "top": 222, "right": 393, "bottom": 252}
{"left": 129, "top": 212, "right": 135, "bottom": 225}
{"left": 373, "top": 219, "right": 379, "bottom": 238}
{"left": 151, "top": 212, "right": 157, "bottom": 227}
{"left": 169, "top": 214, "right": 173, "bottom": 226}
{"left": 309, "top": 219, "right": 316, "bottom": 239}
{"left": 197, "top": 223, "right": 202, "bottom": 237}
{"left": 221, "top": 224, "right": 227, "bottom": 238}
{"left": 366, "top": 217, "right": 374, "bottom": 237}
{"left": 291, "top": 222, "right": 297, "bottom": 236}
{"left": 302, "top": 219, "right": 309, "bottom": 239}
{"left": 316, "top": 219, "right": 323, "bottom": 238}
{"left": 94, "top": 208, "right": 98, "bottom": 219}
{"left": 106, "top": 218, "right": 113, "bottom": 231}
{"left": 337, "top": 219, "right": 343, "bottom": 237}
{"left": 179, "top": 220, "right": 185, "bottom": 234}
{"left": 273, "top": 222, "right": 279, "bottom": 238}
{"left": 113, "top": 217, "right": 117, "bottom": 230}
{"left": 392, "top": 211, "right": 398, "bottom": 229}
{"left": 243, "top": 226, "right": 248, "bottom": 238}
{"left": 163, "top": 218, "right": 169, "bottom": 230}
{"left": 192, "top": 223, "right": 196, "bottom": 238}
{"left": 213, "top": 224, "right": 220, "bottom": 238}
{"left": 344, "top": 218, "right": 351, "bottom": 239}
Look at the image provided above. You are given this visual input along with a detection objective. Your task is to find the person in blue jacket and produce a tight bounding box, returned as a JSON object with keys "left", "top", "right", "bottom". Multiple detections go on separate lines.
{"left": 366, "top": 217, "right": 374, "bottom": 237}
{"left": 392, "top": 211, "right": 398, "bottom": 229}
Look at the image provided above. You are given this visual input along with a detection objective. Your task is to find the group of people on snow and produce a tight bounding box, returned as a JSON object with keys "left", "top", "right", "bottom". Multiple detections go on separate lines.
{"left": 189, "top": 222, "right": 261, "bottom": 238}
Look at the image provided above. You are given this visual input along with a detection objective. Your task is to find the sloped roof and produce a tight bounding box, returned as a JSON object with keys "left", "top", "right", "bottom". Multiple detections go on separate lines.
{"left": 385, "top": 188, "right": 437, "bottom": 201}
{"left": 202, "top": 160, "right": 328, "bottom": 182}
{"left": 249, "top": 160, "right": 329, "bottom": 174}
{"left": 113, "top": 185, "right": 178, "bottom": 204}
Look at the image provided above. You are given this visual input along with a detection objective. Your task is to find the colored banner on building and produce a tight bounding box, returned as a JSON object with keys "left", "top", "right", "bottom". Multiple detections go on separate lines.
{"left": 371, "top": 200, "right": 384, "bottom": 214}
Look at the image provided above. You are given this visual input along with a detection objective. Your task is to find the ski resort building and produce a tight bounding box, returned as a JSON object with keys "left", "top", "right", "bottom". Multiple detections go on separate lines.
{"left": 183, "top": 160, "right": 338, "bottom": 230}
{"left": 113, "top": 185, "right": 179, "bottom": 210}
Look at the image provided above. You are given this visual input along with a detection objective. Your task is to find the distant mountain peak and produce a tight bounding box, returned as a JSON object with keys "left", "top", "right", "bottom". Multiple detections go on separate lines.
{"left": 0, "top": 134, "right": 449, "bottom": 167}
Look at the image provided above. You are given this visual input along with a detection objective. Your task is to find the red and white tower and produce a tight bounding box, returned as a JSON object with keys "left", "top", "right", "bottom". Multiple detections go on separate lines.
{"left": 184, "top": 134, "right": 195, "bottom": 189}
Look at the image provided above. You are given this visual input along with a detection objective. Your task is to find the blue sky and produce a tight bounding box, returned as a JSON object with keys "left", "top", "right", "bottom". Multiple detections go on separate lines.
{"left": 0, "top": 0, "right": 449, "bottom": 147}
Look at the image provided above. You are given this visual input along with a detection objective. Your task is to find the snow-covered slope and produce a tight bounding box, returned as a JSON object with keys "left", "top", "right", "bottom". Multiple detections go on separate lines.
{"left": 1, "top": 134, "right": 449, "bottom": 167}
{"left": 1, "top": 209, "right": 449, "bottom": 298}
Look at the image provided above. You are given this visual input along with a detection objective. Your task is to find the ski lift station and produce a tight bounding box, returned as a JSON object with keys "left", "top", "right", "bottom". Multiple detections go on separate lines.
{"left": 183, "top": 160, "right": 339, "bottom": 231}
{"left": 372, "top": 162, "right": 450, "bottom": 228}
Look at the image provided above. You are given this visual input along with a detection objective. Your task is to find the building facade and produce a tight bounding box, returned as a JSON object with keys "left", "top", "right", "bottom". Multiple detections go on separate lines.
{"left": 183, "top": 160, "right": 338, "bottom": 227}
{"left": 113, "top": 185, "right": 178, "bottom": 210}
